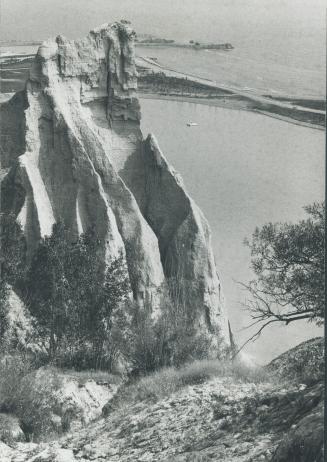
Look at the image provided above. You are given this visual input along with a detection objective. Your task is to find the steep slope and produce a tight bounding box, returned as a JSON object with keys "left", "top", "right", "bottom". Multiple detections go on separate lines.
{"left": 267, "top": 337, "right": 324, "bottom": 384}
{"left": 1, "top": 338, "right": 323, "bottom": 461}
{"left": 0, "top": 22, "right": 229, "bottom": 349}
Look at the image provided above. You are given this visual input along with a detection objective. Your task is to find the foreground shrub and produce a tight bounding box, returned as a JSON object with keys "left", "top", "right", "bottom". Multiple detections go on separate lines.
{"left": 23, "top": 223, "right": 130, "bottom": 370}
{"left": 14, "top": 369, "right": 62, "bottom": 441}
{"left": 124, "top": 314, "right": 213, "bottom": 375}
{"left": 0, "top": 355, "right": 64, "bottom": 441}
{"left": 0, "top": 353, "right": 34, "bottom": 413}
{"left": 0, "top": 413, "right": 25, "bottom": 444}
{"left": 123, "top": 280, "right": 215, "bottom": 375}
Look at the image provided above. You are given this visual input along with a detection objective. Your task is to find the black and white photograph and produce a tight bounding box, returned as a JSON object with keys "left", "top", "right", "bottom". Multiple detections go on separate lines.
{"left": 0, "top": 1, "right": 325, "bottom": 460}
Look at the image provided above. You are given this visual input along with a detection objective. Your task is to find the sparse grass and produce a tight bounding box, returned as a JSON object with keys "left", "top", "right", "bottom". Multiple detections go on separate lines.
{"left": 111, "top": 358, "right": 272, "bottom": 410}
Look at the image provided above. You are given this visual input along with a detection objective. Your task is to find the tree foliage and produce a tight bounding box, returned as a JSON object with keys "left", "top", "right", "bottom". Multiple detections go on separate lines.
{"left": 240, "top": 202, "right": 325, "bottom": 346}
{"left": 0, "top": 213, "right": 26, "bottom": 287}
{"left": 25, "top": 223, "right": 70, "bottom": 357}
{"left": 0, "top": 216, "right": 221, "bottom": 373}
{"left": 125, "top": 278, "right": 212, "bottom": 375}
{"left": 25, "top": 223, "right": 130, "bottom": 368}
{"left": 0, "top": 213, "right": 26, "bottom": 339}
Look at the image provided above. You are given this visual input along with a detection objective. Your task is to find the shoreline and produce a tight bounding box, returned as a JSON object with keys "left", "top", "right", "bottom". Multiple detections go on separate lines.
{"left": 0, "top": 51, "right": 325, "bottom": 130}
{"left": 136, "top": 56, "right": 325, "bottom": 129}
{"left": 136, "top": 42, "right": 234, "bottom": 51}
{"left": 138, "top": 93, "right": 325, "bottom": 131}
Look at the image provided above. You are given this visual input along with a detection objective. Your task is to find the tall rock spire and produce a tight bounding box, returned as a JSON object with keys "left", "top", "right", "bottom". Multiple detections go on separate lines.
{"left": 0, "top": 21, "right": 230, "bottom": 353}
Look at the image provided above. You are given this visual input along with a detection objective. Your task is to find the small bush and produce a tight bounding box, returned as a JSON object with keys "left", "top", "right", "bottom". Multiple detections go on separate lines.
{"left": 0, "top": 353, "right": 34, "bottom": 413}
{"left": 14, "top": 368, "right": 62, "bottom": 441}
{"left": 0, "top": 413, "right": 25, "bottom": 444}
{"left": 124, "top": 281, "right": 214, "bottom": 375}
{"left": 0, "top": 356, "right": 64, "bottom": 442}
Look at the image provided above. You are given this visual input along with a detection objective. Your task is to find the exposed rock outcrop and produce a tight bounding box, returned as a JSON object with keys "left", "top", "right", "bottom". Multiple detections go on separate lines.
{"left": 267, "top": 337, "right": 324, "bottom": 384}
{"left": 271, "top": 394, "right": 324, "bottom": 462}
{"left": 0, "top": 21, "right": 229, "bottom": 351}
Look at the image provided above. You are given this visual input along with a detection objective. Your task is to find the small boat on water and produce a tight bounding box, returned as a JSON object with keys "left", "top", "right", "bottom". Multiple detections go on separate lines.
{"left": 187, "top": 122, "right": 198, "bottom": 127}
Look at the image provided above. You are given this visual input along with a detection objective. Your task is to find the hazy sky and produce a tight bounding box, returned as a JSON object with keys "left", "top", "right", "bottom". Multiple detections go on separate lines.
{"left": 1, "top": 0, "right": 325, "bottom": 42}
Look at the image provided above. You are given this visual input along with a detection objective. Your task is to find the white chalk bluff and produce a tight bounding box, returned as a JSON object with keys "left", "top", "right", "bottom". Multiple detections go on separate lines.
{"left": 0, "top": 22, "right": 230, "bottom": 352}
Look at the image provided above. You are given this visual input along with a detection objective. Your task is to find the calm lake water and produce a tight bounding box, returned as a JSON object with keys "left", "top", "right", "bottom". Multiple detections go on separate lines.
{"left": 0, "top": 45, "right": 38, "bottom": 56}
{"left": 137, "top": 45, "right": 325, "bottom": 99}
{"left": 140, "top": 98, "right": 324, "bottom": 364}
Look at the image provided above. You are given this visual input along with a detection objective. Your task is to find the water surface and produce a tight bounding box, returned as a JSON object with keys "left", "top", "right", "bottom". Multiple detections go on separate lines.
{"left": 141, "top": 98, "right": 324, "bottom": 363}
{"left": 137, "top": 45, "right": 325, "bottom": 99}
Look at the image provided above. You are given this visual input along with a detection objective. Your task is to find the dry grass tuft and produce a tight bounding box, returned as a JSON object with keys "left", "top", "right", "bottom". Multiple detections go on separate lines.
{"left": 112, "top": 358, "right": 272, "bottom": 409}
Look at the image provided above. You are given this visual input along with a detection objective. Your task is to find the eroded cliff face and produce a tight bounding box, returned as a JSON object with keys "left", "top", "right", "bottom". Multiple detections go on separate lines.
{"left": 0, "top": 22, "right": 229, "bottom": 351}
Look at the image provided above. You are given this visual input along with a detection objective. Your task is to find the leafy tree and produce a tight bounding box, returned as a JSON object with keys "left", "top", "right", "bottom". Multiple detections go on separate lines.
{"left": 25, "top": 223, "right": 130, "bottom": 368}
{"left": 0, "top": 213, "right": 26, "bottom": 288}
{"left": 65, "top": 229, "right": 130, "bottom": 369}
{"left": 0, "top": 282, "right": 9, "bottom": 340}
{"left": 25, "top": 223, "right": 71, "bottom": 358}
{"left": 0, "top": 214, "right": 26, "bottom": 340}
{"left": 240, "top": 202, "right": 324, "bottom": 347}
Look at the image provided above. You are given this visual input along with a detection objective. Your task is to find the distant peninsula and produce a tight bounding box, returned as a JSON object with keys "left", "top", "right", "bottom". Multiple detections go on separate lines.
{"left": 0, "top": 40, "right": 42, "bottom": 46}
{"left": 0, "top": 35, "right": 234, "bottom": 52}
{"left": 136, "top": 34, "right": 234, "bottom": 51}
